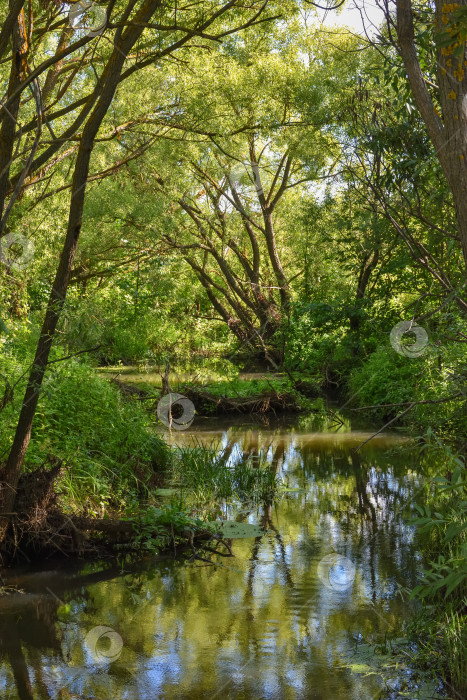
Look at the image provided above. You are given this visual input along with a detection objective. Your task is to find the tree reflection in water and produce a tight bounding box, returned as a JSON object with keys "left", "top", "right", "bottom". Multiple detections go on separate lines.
{"left": 0, "top": 418, "right": 422, "bottom": 700}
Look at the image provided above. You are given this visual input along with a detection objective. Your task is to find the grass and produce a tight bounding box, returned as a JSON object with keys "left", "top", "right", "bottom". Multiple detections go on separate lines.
{"left": 97, "top": 359, "right": 240, "bottom": 389}
{"left": 122, "top": 444, "right": 281, "bottom": 555}
{"left": 172, "top": 444, "right": 280, "bottom": 505}
{"left": 406, "top": 437, "right": 467, "bottom": 696}
{"left": 185, "top": 376, "right": 291, "bottom": 398}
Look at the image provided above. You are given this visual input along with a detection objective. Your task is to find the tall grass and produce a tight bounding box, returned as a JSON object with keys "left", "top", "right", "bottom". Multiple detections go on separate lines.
{"left": 444, "top": 607, "right": 467, "bottom": 692}
{"left": 408, "top": 437, "right": 467, "bottom": 695}
{"left": 174, "top": 444, "right": 279, "bottom": 504}
{"left": 0, "top": 355, "right": 171, "bottom": 515}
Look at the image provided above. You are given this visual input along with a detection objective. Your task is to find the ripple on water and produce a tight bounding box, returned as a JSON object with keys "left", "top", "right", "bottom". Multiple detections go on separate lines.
{"left": 0, "top": 417, "right": 419, "bottom": 700}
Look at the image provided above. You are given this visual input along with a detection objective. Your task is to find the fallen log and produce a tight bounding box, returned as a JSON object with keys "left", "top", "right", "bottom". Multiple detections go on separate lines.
{"left": 71, "top": 516, "right": 134, "bottom": 534}
{"left": 110, "top": 376, "right": 153, "bottom": 400}
{"left": 180, "top": 386, "right": 305, "bottom": 415}
{"left": 108, "top": 374, "right": 316, "bottom": 416}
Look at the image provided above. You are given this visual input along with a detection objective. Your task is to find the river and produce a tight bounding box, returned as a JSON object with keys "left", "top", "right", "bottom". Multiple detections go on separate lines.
{"left": 0, "top": 414, "right": 445, "bottom": 699}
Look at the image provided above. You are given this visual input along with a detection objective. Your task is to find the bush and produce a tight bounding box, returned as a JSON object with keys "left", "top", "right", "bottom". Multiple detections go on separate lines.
{"left": 0, "top": 353, "right": 170, "bottom": 515}
{"left": 347, "top": 343, "right": 467, "bottom": 434}
{"left": 408, "top": 440, "right": 467, "bottom": 695}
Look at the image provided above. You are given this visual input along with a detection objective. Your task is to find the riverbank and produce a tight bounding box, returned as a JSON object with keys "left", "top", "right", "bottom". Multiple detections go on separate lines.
{"left": 1, "top": 361, "right": 465, "bottom": 697}
{"left": 1, "top": 417, "right": 448, "bottom": 699}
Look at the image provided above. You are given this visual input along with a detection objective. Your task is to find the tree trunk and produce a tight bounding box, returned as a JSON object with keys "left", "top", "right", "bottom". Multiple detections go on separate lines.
{"left": 0, "top": 0, "right": 162, "bottom": 543}
{"left": 263, "top": 211, "right": 290, "bottom": 310}
{"left": 0, "top": 3, "right": 28, "bottom": 225}
{"left": 447, "top": 164, "right": 467, "bottom": 266}
{"left": 396, "top": 0, "right": 467, "bottom": 269}
{"left": 349, "top": 249, "right": 379, "bottom": 335}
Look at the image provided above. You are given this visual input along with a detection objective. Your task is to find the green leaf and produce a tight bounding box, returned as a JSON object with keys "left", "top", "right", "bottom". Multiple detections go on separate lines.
{"left": 215, "top": 521, "right": 265, "bottom": 539}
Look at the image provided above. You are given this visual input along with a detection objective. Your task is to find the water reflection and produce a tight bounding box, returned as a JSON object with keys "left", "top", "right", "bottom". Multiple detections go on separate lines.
{"left": 0, "top": 418, "right": 423, "bottom": 699}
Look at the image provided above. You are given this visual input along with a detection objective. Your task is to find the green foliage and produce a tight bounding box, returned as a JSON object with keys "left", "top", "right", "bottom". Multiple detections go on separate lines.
{"left": 127, "top": 504, "right": 214, "bottom": 553}
{"left": 348, "top": 345, "right": 425, "bottom": 409}
{"left": 0, "top": 351, "right": 170, "bottom": 515}
{"left": 410, "top": 443, "right": 467, "bottom": 601}
{"left": 174, "top": 445, "right": 280, "bottom": 505}
{"left": 407, "top": 439, "right": 467, "bottom": 695}
{"left": 188, "top": 375, "right": 291, "bottom": 398}
{"left": 181, "top": 376, "right": 317, "bottom": 414}
{"left": 1, "top": 3, "right": 467, "bottom": 691}
{"left": 284, "top": 300, "right": 356, "bottom": 380}
{"left": 127, "top": 503, "right": 266, "bottom": 554}
{"left": 339, "top": 639, "right": 445, "bottom": 699}
{"left": 346, "top": 327, "right": 467, "bottom": 427}
{"left": 189, "top": 376, "right": 288, "bottom": 398}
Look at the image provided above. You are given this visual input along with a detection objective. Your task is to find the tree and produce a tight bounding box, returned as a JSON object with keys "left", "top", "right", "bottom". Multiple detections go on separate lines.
{"left": 339, "top": 67, "right": 467, "bottom": 315}
{"left": 122, "top": 20, "right": 354, "bottom": 359}
{"left": 0, "top": 0, "right": 281, "bottom": 543}
{"left": 391, "top": 0, "right": 467, "bottom": 268}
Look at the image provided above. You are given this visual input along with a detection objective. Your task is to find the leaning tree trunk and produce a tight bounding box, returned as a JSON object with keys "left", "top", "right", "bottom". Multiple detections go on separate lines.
{"left": 396, "top": 0, "right": 467, "bottom": 269}
{"left": 349, "top": 249, "right": 379, "bottom": 336}
{"left": 0, "top": 4, "right": 28, "bottom": 224}
{"left": 0, "top": 0, "right": 162, "bottom": 544}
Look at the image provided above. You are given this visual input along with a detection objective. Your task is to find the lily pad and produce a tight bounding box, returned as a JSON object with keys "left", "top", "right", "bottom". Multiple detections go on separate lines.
{"left": 215, "top": 521, "right": 265, "bottom": 539}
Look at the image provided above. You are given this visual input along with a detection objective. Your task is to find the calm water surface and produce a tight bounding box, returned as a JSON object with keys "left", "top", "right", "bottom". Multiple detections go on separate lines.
{"left": 0, "top": 415, "right": 429, "bottom": 699}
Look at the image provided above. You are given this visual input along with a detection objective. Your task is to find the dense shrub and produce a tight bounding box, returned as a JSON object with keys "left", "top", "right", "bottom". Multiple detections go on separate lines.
{"left": 0, "top": 349, "right": 170, "bottom": 515}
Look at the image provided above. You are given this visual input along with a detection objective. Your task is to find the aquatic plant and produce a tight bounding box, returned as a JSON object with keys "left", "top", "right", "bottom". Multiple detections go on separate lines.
{"left": 173, "top": 444, "right": 280, "bottom": 505}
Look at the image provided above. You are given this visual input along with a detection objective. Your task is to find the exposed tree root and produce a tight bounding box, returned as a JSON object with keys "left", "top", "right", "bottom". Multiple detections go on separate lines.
{"left": 0, "top": 462, "right": 227, "bottom": 567}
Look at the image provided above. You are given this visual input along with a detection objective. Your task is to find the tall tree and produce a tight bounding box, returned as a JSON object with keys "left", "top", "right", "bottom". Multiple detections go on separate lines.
{"left": 127, "top": 21, "right": 352, "bottom": 357}
{"left": 392, "top": 0, "right": 467, "bottom": 268}
{"left": 0, "top": 0, "right": 279, "bottom": 543}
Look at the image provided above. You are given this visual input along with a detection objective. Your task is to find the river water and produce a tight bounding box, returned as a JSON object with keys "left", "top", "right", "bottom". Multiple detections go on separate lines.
{"left": 0, "top": 415, "right": 439, "bottom": 699}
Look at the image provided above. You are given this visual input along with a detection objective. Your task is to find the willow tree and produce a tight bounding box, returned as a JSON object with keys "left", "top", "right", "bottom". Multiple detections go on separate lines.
{"left": 156, "top": 143, "right": 304, "bottom": 361}
{"left": 338, "top": 56, "right": 467, "bottom": 315}
{"left": 127, "top": 22, "right": 349, "bottom": 359}
{"left": 388, "top": 0, "right": 467, "bottom": 269}
{"left": 0, "top": 0, "right": 281, "bottom": 543}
